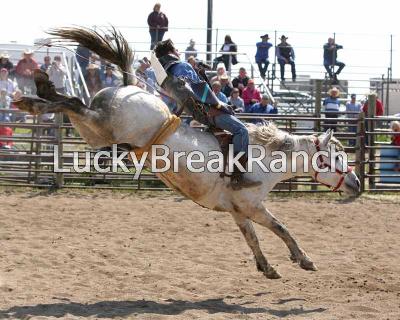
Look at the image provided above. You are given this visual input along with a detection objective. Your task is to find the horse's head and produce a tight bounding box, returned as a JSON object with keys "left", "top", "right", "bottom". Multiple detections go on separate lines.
{"left": 311, "top": 130, "right": 360, "bottom": 196}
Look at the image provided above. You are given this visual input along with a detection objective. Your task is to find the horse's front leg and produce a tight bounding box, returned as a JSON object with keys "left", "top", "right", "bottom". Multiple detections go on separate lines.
{"left": 231, "top": 212, "right": 281, "bottom": 279}
{"left": 248, "top": 205, "right": 317, "bottom": 271}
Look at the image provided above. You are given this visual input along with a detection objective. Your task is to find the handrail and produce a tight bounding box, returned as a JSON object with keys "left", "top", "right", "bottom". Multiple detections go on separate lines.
{"left": 62, "top": 52, "right": 75, "bottom": 96}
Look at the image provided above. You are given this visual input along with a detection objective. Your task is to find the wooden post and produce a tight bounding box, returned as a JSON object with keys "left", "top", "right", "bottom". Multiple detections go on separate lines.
{"left": 355, "top": 112, "right": 365, "bottom": 193}
{"left": 314, "top": 79, "right": 322, "bottom": 134}
{"left": 55, "top": 113, "right": 64, "bottom": 188}
{"left": 367, "top": 94, "right": 376, "bottom": 190}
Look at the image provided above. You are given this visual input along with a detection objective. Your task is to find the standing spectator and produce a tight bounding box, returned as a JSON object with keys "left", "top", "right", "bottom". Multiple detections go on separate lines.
{"left": 242, "top": 79, "right": 261, "bottom": 112}
{"left": 232, "top": 67, "right": 250, "bottom": 96}
{"left": 220, "top": 74, "right": 233, "bottom": 98}
{"left": 185, "top": 39, "right": 197, "bottom": 61}
{"left": 76, "top": 45, "right": 91, "bottom": 76}
{"left": 362, "top": 92, "right": 384, "bottom": 116}
{"left": 391, "top": 121, "right": 400, "bottom": 146}
{"left": 0, "top": 52, "right": 14, "bottom": 74}
{"left": 15, "top": 49, "right": 38, "bottom": 94}
{"left": 0, "top": 68, "right": 15, "bottom": 97}
{"left": 147, "top": 3, "right": 169, "bottom": 50}
{"left": 40, "top": 56, "right": 51, "bottom": 72}
{"left": 255, "top": 34, "right": 273, "bottom": 79}
{"left": 228, "top": 88, "right": 244, "bottom": 112}
{"left": 213, "top": 35, "right": 237, "bottom": 71}
{"left": 102, "top": 64, "right": 121, "bottom": 88}
{"left": 211, "top": 81, "right": 228, "bottom": 104}
{"left": 323, "top": 37, "right": 345, "bottom": 83}
{"left": 346, "top": 93, "right": 362, "bottom": 146}
{"left": 47, "top": 55, "right": 67, "bottom": 94}
{"left": 323, "top": 87, "right": 341, "bottom": 131}
{"left": 249, "top": 94, "right": 277, "bottom": 123}
{"left": 84, "top": 64, "right": 103, "bottom": 97}
{"left": 277, "top": 35, "right": 296, "bottom": 82}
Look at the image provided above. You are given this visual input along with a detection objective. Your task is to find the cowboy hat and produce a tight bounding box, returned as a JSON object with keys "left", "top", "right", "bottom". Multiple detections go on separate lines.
{"left": 328, "top": 87, "right": 340, "bottom": 97}
{"left": 260, "top": 34, "right": 270, "bottom": 39}
{"left": 280, "top": 35, "right": 288, "bottom": 40}
{"left": 23, "top": 48, "right": 34, "bottom": 55}
{"left": 0, "top": 51, "right": 10, "bottom": 59}
{"left": 86, "top": 63, "right": 99, "bottom": 70}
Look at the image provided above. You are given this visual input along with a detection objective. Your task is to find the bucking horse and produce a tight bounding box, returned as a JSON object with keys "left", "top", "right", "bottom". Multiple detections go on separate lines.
{"left": 14, "top": 27, "right": 360, "bottom": 279}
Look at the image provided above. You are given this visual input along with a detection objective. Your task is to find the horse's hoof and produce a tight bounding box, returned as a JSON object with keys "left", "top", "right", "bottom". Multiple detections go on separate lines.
{"left": 264, "top": 267, "right": 282, "bottom": 279}
{"left": 300, "top": 258, "right": 318, "bottom": 271}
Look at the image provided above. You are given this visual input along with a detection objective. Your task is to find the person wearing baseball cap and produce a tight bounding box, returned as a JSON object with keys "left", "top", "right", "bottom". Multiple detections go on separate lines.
{"left": 276, "top": 35, "right": 296, "bottom": 82}
{"left": 0, "top": 68, "right": 15, "bottom": 96}
{"left": 255, "top": 34, "right": 273, "bottom": 79}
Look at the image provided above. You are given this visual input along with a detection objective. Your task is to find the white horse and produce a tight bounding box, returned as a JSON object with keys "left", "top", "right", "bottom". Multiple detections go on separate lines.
{"left": 15, "top": 27, "right": 360, "bottom": 279}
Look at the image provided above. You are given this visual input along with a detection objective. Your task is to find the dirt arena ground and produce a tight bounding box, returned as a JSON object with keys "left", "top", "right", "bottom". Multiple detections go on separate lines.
{"left": 0, "top": 189, "right": 399, "bottom": 320}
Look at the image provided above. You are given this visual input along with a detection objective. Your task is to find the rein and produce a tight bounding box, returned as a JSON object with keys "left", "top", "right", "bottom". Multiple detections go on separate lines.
{"left": 313, "top": 138, "right": 352, "bottom": 192}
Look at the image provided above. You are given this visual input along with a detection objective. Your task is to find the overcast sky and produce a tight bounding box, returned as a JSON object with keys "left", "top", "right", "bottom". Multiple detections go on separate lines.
{"left": 1, "top": 0, "right": 398, "bottom": 80}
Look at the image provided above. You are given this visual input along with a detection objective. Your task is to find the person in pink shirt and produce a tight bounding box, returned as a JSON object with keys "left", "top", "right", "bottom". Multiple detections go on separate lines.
{"left": 242, "top": 79, "right": 261, "bottom": 112}
{"left": 15, "top": 49, "right": 38, "bottom": 94}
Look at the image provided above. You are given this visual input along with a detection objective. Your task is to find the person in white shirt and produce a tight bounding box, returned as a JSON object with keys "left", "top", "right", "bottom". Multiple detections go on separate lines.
{"left": 47, "top": 55, "right": 67, "bottom": 94}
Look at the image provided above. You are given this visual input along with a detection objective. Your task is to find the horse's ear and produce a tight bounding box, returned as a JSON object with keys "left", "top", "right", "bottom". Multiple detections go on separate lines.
{"left": 322, "top": 129, "right": 333, "bottom": 146}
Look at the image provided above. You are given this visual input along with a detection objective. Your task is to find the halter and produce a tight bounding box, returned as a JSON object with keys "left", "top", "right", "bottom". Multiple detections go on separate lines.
{"left": 313, "top": 138, "right": 352, "bottom": 192}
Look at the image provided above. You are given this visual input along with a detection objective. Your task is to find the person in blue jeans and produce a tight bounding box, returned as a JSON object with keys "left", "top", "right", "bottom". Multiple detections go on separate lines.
{"left": 255, "top": 34, "right": 273, "bottom": 79}
{"left": 323, "top": 37, "right": 345, "bottom": 83}
{"left": 154, "top": 39, "right": 261, "bottom": 190}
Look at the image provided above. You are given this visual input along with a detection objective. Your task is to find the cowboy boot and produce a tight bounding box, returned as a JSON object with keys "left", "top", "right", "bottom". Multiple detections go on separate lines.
{"left": 230, "top": 155, "right": 262, "bottom": 190}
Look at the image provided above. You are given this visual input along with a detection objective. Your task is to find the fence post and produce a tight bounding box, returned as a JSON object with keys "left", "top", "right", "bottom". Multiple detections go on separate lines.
{"left": 314, "top": 79, "right": 322, "bottom": 134}
{"left": 355, "top": 112, "right": 365, "bottom": 193}
{"left": 55, "top": 113, "right": 64, "bottom": 188}
{"left": 367, "top": 94, "right": 376, "bottom": 190}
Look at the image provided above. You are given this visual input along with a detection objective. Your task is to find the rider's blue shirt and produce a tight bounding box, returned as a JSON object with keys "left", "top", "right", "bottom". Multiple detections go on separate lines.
{"left": 169, "top": 62, "right": 202, "bottom": 83}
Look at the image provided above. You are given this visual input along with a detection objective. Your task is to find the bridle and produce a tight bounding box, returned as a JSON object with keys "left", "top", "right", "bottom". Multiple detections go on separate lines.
{"left": 313, "top": 138, "right": 352, "bottom": 192}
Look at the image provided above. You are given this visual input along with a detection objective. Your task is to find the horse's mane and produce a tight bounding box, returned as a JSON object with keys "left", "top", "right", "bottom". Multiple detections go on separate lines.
{"left": 247, "top": 122, "right": 291, "bottom": 151}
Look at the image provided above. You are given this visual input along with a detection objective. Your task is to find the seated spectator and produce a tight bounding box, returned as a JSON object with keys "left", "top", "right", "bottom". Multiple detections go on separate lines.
{"left": 220, "top": 74, "right": 233, "bottom": 98}
{"left": 0, "top": 89, "right": 12, "bottom": 122}
{"left": 249, "top": 94, "right": 277, "bottom": 124}
{"left": 185, "top": 39, "right": 197, "bottom": 61}
{"left": 0, "top": 52, "right": 14, "bottom": 74}
{"left": 40, "top": 56, "right": 51, "bottom": 72}
{"left": 15, "top": 49, "right": 38, "bottom": 94}
{"left": 242, "top": 79, "right": 261, "bottom": 112}
{"left": 135, "top": 58, "right": 156, "bottom": 93}
{"left": 210, "top": 64, "right": 226, "bottom": 85}
{"left": 323, "top": 87, "right": 341, "bottom": 131}
{"left": 211, "top": 81, "right": 228, "bottom": 104}
{"left": 276, "top": 35, "right": 296, "bottom": 82}
{"left": 232, "top": 67, "right": 249, "bottom": 96}
{"left": 84, "top": 64, "right": 103, "bottom": 97}
{"left": 228, "top": 88, "right": 244, "bottom": 112}
{"left": 102, "top": 64, "right": 121, "bottom": 88}
{"left": 323, "top": 37, "right": 345, "bottom": 84}
{"left": 213, "top": 35, "right": 237, "bottom": 71}
{"left": 10, "top": 89, "right": 25, "bottom": 122}
{"left": 255, "top": 34, "right": 273, "bottom": 79}
{"left": 391, "top": 121, "right": 400, "bottom": 146}
{"left": 362, "top": 92, "right": 384, "bottom": 116}
{"left": 0, "top": 125, "right": 13, "bottom": 149}
{"left": 0, "top": 68, "right": 15, "bottom": 97}
{"left": 47, "top": 55, "right": 67, "bottom": 94}
{"left": 346, "top": 93, "right": 362, "bottom": 146}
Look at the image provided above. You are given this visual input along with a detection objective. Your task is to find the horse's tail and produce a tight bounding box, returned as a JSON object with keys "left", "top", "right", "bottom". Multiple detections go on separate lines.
{"left": 48, "top": 26, "right": 135, "bottom": 86}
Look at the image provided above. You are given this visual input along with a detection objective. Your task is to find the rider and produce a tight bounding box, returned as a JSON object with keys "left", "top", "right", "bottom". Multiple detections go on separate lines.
{"left": 153, "top": 39, "right": 261, "bottom": 190}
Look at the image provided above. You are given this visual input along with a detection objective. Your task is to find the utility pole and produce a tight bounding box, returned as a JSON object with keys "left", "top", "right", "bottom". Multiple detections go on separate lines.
{"left": 206, "top": 0, "right": 213, "bottom": 65}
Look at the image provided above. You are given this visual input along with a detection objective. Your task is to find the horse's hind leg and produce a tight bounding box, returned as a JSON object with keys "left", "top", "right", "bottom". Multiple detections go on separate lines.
{"left": 231, "top": 212, "right": 281, "bottom": 279}
{"left": 248, "top": 205, "right": 317, "bottom": 271}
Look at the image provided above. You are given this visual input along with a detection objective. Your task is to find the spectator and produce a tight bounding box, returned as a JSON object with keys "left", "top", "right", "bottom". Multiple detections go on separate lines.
{"left": 147, "top": 3, "right": 169, "bottom": 50}
{"left": 362, "top": 92, "right": 384, "bottom": 116}
{"left": 40, "top": 56, "right": 51, "bottom": 72}
{"left": 210, "top": 64, "right": 226, "bottom": 85}
{"left": 10, "top": 89, "right": 25, "bottom": 123}
{"left": 0, "top": 88, "right": 11, "bottom": 122}
{"left": 135, "top": 58, "right": 156, "bottom": 93}
{"left": 102, "top": 64, "right": 121, "bottom": 88}
{"left": 249, "top": 94, "right": 277, "bottom": 123}
{"left": 47, "top": 55, "right": 67, "bottom": 94}
{"left": 220, "top": 74, "right": 233, "bottom": 98}
{"left": 391, "top": 121, "right": 400, "bottom": 146}
{"left": 232, "top": 67, "right": 250, "bottom": 96}
{"left": 0, "top": 68, "right": 15, "bottom": 97}
{"left": 228, "top": 88, "right": 244, "bottom": 112}
{"left": 84, "top": 64, "right": 103, "bottom": 97}
{"left": 185, "top": 39, "right": 197, "bottom": 61}
{"left": 0, "top": 52, "right": 14, "bottom": 74}
{"left": 255, "top": 34, "right": 273, "bottom": 79}
{"left": 346, "top": 93, "right": 362, "bottom": 146}
{"left": 323, "top": 37, "right": 345, "bottom": 83}
{"left": 323, "top": 87, "right": 341, "bottom": 131}
{"left": 211, "top": 81, "right": 228, "bottom": 104}
{"left": 277, "top": 35, "right": 296, "bottom": 82}
{"left": 242, "top": 79, "right": 261, "bottom": 112}
{"left": 213, "top": 35, "right": 237, "bottom": 71}
{"left": 15, "top": 49, "right": 38, "bottom": 94}
{"left": 76, "top": 45, "right": 91, "bottom": 76}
